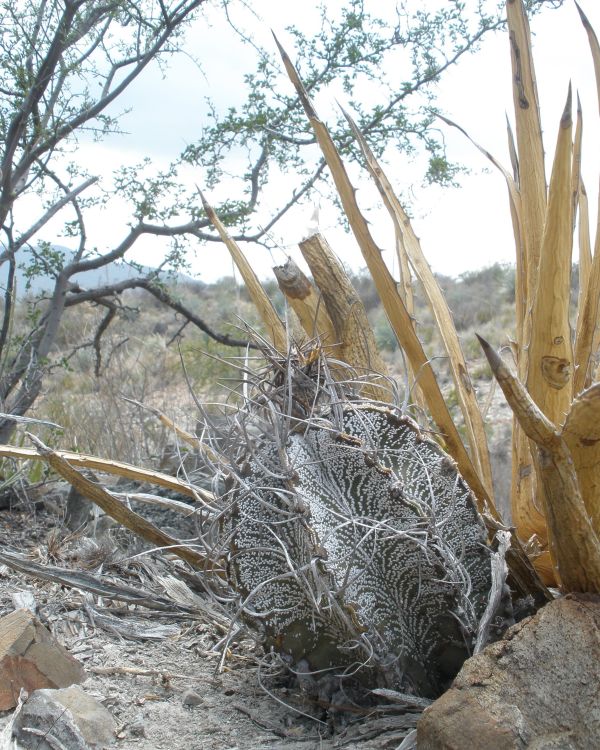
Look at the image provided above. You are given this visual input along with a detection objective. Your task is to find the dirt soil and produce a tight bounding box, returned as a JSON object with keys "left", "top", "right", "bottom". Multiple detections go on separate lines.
{"left": 0, "top": 498, "right": 417, "bottom": 750}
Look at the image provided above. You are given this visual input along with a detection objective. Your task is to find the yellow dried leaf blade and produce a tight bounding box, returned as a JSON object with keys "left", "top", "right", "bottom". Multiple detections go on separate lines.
{"left": 28, "top": 439, "right": 210, "bottom": 570}
{"left": 506, "top": 115, "right": 520, "bottom": 185}
{"left": 275, "top": 36, "right": 491, "bottom": 510}
{"left": 133, "top": 401, "right": 223, "bottom": 466}
{"left": 479, "top": 335, "right": 600, "bottom": 593}
{"left": 504, "top": 116, "right": 528, "bottom": 354}
{"left": 510, "top": 421, "right": 544, "bottom": 543}
{"left": 576, "top": 2, "right": 600, "bottom": 116}
{"left": 506, "top": 0, "right": 547, "bottom": 299}
{"left": 526, "top": 86, "right": 574, "bottom": 423}
{"left": 578, "top": 181, "right": 593, "bottom": 304}
{"left": 394, "top": 224, "right": 415, "bottom": 317}
{"left": 201, "top": 194, "right": 286, "bottom": 353}
{"left": 574, "top": 200, "right": 600, "bottom": 393}
{"left": 346, "top": 110, "right": 494, "bottom": 499}
{"left": 440, "top": 115, "right": 527, "bottom": 353}
{"left": 571, "top": 94, "right": 584, "bottom": 235}
{"left": 575, "top": 178, "right": 593, "bottom": 351}
{"left": 562, "top": 382, "right": 600, "bottom": 535}
{"left": 0, "top": 445, "right": 209, "bottom": 501}
{"left": 574, "top": 4, "right": 600, "bottom": 392}
{"left": 394, "top": 232, "right": 427, "bottom": 415}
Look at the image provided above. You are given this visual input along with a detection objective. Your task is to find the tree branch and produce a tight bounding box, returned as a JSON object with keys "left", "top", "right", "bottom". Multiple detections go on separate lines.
{"left": 92, "top": 299, "right": 118, "bottom": 376}
{"left": 14, "top": 176, "right": 97, "bottom": 252}
{"left": 64, "top": 278, "right": 254, "bottom": 348}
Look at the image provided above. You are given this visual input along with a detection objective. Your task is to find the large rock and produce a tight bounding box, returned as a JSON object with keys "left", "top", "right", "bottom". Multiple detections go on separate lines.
{"left": 0, "top": 609, "right": 85, "bottom": 709}
{"left": 417, "top": 593, "right": 600, "bottom": 749}
{"left": 13, "top": 685, "right": 116, "bottom": 749}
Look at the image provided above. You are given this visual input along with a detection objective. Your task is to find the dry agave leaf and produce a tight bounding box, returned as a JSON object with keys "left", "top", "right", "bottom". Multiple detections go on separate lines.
{"left": 571, "top": 93, "right": 584, "bottom": 236}
{"left": 506, "top": 114, "right": 520, "bottom": 184}
{"left": 574, "top": 196, "right": 600, "bottom": 393}
{"left": 345, "top": 109, "right": 494, "bottom": 499}
{"left": 505, "top": 118, "right": 527, "bottom": 359}
{"left": 123, "top": 396, "right": 199, "bottom": 448}
{"left": 506, "top": 0, "right": 547, "bottom": 302}
{"left": 201, "top": 192, "right": 287, "bottom": 353}
{"left": 84, "top": 606, "right": 181, "bottom": 640}
{"left": 574, "top": 4, "right": 600, "bottom": 392}
{"left": 25, "top": 435, "right": 213, "bottom": 571}
{"left": 517, "top": 87, "right": 574, "bottom": 563}
{"left": 572, "top": 95, "right": 593, "bottom": 386}
{"left": 561, "top": 383, "right": 600, "bottom": 535}
{"left": 0, "top": 444, "right": 211, "bottom": 502}
{"left": 436, "top": 114, "right": 537, "bottom": 545}
{"left": 274, "top": 35, "right": 489, "bottom": 511}
{"left": 526, "top": 86, "right": 574, "bottom": 422}
{"left": 394, "top": 223, "right": 415, "bottom": 319}
{"left": 393, "top": 229, "right": 428, "bottom": 418}
{"left": 576, "top": 179, "right": 593, "bottom": 339}
{"left": 112, "top": 491, "right": 198, "bottom": 516}
{"left": 510, "top": 423, "right": 542, "bottom": 553}
{"left": 123, "top": 396, "right": 224, "bottom": 467}
{"left": 0, "top": 550, "right": 207, "bottom": 614}
{"left": 478, "top": 335, "right": 600, "bottom": 593}
{"left": 440, "top": 114, "right": 527, "bottom": 356}
{"left": 576, "top": 2, "right": 600, "bottom": 116}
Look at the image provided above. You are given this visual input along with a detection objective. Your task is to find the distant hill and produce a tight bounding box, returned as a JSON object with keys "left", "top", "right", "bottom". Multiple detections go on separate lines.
{"left": 1, "top": 245, "right": 192, "bottom": 296}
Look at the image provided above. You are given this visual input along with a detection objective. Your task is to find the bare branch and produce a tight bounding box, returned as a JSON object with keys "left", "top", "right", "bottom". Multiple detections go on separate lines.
{"left": 194, "top": 159, "right": 328, "bottom": 244}
{"left": 25, "top": 0, "right": 208, "bottom": 172}
{"left": 0, "top": 254, "right": 17, "bottom": 363}
{"left": 63, "top": 277, "right": 254, "bottom": 348}
{"left": 92, "top": 299, "right": 118, "bottom": 376}
{"left": 1, "top": 0, "right": 85, "bottom": 216}
{"left": 14, "top": 176, "right": 97, "bottom": 252}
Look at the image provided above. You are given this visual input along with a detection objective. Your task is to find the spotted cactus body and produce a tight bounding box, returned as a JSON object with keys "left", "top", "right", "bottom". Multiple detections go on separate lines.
{"left": 222, "top": 404, "right": 495, "bottom": 698}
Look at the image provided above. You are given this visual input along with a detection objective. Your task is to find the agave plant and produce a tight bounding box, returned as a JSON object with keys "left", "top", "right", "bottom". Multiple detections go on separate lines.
{"left": 204, "top": 0, "right": 600, "bottom": 592}
{"left": 192, "top": 0, "right": 600, "bottom": 701}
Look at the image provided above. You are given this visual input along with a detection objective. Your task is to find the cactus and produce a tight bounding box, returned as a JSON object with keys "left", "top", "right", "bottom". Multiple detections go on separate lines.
{"left": 214, "top": 350, "right": 506, "bottom": 700}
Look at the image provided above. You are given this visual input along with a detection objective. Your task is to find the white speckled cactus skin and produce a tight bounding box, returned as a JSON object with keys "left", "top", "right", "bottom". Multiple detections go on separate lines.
{"left": 220, "top": 403, "right": 495, "bottom": 699}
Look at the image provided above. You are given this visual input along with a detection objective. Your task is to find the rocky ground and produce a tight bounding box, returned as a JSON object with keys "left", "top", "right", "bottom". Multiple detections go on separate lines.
{"left": 0, "top": 496, "right": 419, "bottom": 750}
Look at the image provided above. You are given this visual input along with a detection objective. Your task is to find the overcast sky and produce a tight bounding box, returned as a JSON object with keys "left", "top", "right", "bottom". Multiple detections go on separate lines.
{"left": 42, "top": 0, "right": 600, "bottom": 282}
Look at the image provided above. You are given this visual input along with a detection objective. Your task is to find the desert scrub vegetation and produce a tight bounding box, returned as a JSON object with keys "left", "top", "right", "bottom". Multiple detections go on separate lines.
{"left": 2, "top": 260, "right": 521, "bottom": 471}
{"left": 30, "top": 300, "right": 247, "bottom": 464}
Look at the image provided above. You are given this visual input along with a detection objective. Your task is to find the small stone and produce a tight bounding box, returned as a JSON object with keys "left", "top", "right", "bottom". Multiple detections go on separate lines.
{"left": 128, "top": 714, "right": 146, "bottom": 738}
{"left": 10, "top": 591, "right": 37, "bottom": 614}
{"left": 182, "top": 689, "right": 203, "bottom": 706}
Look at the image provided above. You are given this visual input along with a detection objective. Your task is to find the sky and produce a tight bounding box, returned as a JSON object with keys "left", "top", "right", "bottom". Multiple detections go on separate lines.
{"left": 29, "top": 0, "right": 600, "bottom": 283}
